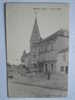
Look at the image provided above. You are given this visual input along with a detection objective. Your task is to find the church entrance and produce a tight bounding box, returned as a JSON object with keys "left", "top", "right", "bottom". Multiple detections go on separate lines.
{"left": 44, "top": 63, "right": 55, "bottom": 73}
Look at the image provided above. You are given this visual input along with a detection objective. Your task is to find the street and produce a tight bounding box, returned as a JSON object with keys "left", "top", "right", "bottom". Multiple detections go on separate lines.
{"left": 8, "top": 72, "right": 67, "bottom": 97}
{"left": 8, "top": 80, "right": 67, "bottom": 97}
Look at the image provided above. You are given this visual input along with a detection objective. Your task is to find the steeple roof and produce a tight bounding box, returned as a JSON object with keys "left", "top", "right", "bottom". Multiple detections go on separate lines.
{"left": 30, "top": 17, "right": 41, "bottom": 44}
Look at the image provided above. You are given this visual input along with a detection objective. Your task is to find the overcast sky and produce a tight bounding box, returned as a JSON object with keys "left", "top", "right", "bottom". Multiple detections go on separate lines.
{"left": 6, "top": 3, "right": 69, "bottom": 65}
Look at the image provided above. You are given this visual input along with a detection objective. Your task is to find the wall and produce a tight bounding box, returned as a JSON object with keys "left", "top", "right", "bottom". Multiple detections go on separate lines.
{"left": 56, "top": 50, "right": 68, "bottom": 73}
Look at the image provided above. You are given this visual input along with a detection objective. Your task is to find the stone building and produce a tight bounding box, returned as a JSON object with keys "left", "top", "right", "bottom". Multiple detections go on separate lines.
{"left": 21, "top": 17, "right": 69, "bottom": 74}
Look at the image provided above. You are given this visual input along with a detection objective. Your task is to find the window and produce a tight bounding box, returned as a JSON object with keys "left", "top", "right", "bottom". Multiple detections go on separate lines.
{"left": 47, "top": 45, "right": 51, "bottom": 51}
{"left": 60, "top": 66, "right": 64, "bottom": 72}
{"left": 65, "top": 66, "right": 68, "bottom": 74}
{"left": 51, "top": 44, "right": 54, "bottom": 51}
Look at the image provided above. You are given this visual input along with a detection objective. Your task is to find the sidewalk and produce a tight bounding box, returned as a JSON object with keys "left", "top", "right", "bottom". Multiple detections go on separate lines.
{"left": 10, "top": 72, "right": 68, "bottom": 91}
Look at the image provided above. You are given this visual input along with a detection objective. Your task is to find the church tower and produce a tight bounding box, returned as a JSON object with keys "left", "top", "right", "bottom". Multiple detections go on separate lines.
{"left": 29, "top": 16, "right": 41, "bottom": 66}
{"left": 30, "top": 17, "right": 41, "bottom": 49}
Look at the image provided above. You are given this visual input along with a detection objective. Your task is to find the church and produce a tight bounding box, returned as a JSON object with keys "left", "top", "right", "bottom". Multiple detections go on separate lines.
{"left": 21, "top": 17, "right": 69, "bottom": 74}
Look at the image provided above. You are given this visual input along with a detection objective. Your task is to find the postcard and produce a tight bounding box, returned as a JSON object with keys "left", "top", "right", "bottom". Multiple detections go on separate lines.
{"left": 5, "top": 3, "right": 69, "bottom": 97}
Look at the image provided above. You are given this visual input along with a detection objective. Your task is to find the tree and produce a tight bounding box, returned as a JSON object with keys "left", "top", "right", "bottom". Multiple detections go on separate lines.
{"left": 7, "top": 62, "right": 12, "bottom": 68}
{"left": 21, "top": 50, "right": 26, "bottom": 63}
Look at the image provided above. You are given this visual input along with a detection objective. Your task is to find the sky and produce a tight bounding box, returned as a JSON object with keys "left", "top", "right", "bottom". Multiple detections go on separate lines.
{"left": 6, "top": 3, "right": 69, "bottom": 65}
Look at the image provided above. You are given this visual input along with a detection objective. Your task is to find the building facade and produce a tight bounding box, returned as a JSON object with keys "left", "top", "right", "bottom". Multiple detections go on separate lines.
{"left": 21, "top": 17, "right": 69, "bottom": 74}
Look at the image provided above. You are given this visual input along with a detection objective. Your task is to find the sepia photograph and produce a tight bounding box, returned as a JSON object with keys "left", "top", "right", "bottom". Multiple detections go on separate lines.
{"left": 5, "top": 3, "right": 69, "bottom": 97}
